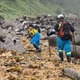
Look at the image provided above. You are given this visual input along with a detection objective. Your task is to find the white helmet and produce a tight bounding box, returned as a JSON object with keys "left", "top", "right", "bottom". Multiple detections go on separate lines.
{"left": 58, "top": 14, "right": 64, "bottom": 19}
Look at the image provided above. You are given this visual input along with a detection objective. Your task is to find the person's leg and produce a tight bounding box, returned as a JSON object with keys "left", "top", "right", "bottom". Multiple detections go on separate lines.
{"left": 64, "top": 40, "right": 71, "bottom": 62}
{"left": 36, "top": 33, "right": 42, "bottom": 52}
{"left": 57, "top": 37, "right": 64, "bottom": 61}
{"left": 30, "top": 33, "right": 41, "bottom": 52}
{"left": 36, "top": 33, "right": 40, "bottom": 47}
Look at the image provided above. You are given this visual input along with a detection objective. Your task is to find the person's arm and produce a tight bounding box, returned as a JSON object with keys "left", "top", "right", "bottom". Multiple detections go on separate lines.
{"left": 47, "top": 29, "right": 56, "bottom": 36}
{"left": 47, "top": 23, "right": 58, "bottom": 36}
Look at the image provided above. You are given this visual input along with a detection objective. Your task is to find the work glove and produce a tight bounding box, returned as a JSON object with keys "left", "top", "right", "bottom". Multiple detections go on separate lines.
{"left": 47, "top": 31, "right": 55, "bottom": 36}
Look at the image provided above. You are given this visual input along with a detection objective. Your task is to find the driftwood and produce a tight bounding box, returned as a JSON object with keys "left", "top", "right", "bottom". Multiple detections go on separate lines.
{"left": 63, "top": 68, "right": 80, "bottom": 80}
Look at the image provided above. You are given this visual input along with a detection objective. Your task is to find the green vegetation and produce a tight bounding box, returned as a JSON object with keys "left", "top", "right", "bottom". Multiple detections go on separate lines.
{"left": 0, "top": 0, "right": 80, "bottom": 19}
{"left": 0, "top": 0, "right": 61, "bottom": 19}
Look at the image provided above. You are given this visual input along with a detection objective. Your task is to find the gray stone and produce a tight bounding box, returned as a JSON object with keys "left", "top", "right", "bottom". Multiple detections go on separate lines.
{"left": 12, "top": 38, "right": 20, "bottom": 45}
{"left": 18, "top": 24, "right": 23, "bottom": 30}
{"left": 0, "top": 27, "right": 6, "bottom": 38}
{"left": 48, "top": 35, "right": 57, "bottom": 47}
{"left": 40, "top": 33, "right": 48, "bottom": 40}
{"left": 5, "top": 37, "right": 13, "bottom": 42}
{"left": 0, "top": 15, "right": 4, "bottom": 24}
{"left": 0, "top": 41, "right": 6, "bottom": 48}
{"left": 74, "top": 34, "right": 80, "bottom": 44}
{"left": 5, "top": 43, "right": 16, "bottom": 50}
{"left": 14, "top": 40, "right": 20, "bottom": 46}
{"left": 10, "top": 31, "right": 17, "bottom": 36}
{"left": 2, "top": 20, "right": 11, "bottom": 28}
{"left": 71, "top": 45, "right": 80, "bottom": 58}
{"left": 20, "top": 31, "right": 28, "bottom": 36}
{"left": 4, "top": 38, "right": 13, "bottom": 45}
{"left": 15, "top": 44, "right": 25, "bottom": 53}
{"left": 63, "top": 68, "right": 80, "bottom": 80}
{"left": 6, "top": 34, "right": 13, "bottom": 39}
{"left": 3, "top": 29, "right": 9, "bottom": 34}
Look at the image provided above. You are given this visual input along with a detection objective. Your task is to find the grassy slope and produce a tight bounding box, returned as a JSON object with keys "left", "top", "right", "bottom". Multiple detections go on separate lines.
{"left": 0, "top": 0, "right": 61, "bottom": 19}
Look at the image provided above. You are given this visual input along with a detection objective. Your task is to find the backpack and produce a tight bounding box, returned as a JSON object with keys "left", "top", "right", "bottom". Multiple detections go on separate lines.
{"left": 34, "top": 25, "right": 41, "bottom": 33}
{"left": 58, "top": 21, "right": 72, "bottom": 40}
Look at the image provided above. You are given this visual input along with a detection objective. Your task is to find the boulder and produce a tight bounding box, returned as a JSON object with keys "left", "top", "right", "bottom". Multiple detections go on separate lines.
{"left": 71, "top": 45, "right": 80, "bottom": 58}
{"left": 4, "top": 38, "right": 13, "bottom": 45}
{"left": 0, "top": 41, "right": 6, "bottom": 48}
{"left": 74, "top": 34, "right": 80, "bottom": 45}
{"left": 15, "top": 44, "right": 25, "bottom": 53}
{"left": 0, "top": 15, "right": 4, "bottom": 24}
{"left": 0, "top": 27, "right": 6, "bottom": 38}
{"left": 63, "top": 68, "right": 80, "bottom": 80}
{"left": 5, "top": 43, "right": 16, "bottom": 51}
{"left": 48, "top": 35, "right": 57, "bottom": 47}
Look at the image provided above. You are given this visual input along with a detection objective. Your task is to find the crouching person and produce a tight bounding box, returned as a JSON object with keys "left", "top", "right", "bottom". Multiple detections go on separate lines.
{"left": 28, "top": 24, "right": 41, "bottom": 52}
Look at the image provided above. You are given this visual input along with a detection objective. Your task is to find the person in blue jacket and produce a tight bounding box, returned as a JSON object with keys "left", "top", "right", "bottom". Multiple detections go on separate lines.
{"left": 28, "top": 24, "right": 41, "bottom": 52}
{"left": 47, "top": 14, "right": 75, "bottom": 62}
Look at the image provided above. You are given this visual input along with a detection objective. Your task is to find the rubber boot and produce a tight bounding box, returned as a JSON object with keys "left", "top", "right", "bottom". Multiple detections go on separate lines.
{"left": 67, "top": 56, "right": 71, "bottom": 62}
{"left": 59, "top": 53, "right": 64, "bottom": 61}
{"left": 33, "top": 44, "right": 42, "bottom": 52}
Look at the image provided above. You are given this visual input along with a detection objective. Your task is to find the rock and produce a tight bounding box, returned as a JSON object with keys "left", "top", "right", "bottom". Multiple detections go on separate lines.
{"left": 21, "top": 31, "right": 28, "bottom": 36}
{"left": 0, "top": 27, "right": 6, "bottom": 38}
{"left": 63, "top": 68, "right": 80, "bottom": 80}
{"left": 74, "top": 34, "right": 80, "bottom": 45}
{"left": 40, "top": 33, "right": 48, "bottom": 40}
{"left": 0, "top": 15, "right": 4, "bottom": 24}
{"left": 5, "top": 36, "right": 13, "bottom": 42}
{"left": 4, "top": 38, "right": 13, "bottom": 45}
{"left": 2, "top": 20, "right": 11, "bottom": 28}
{"left": 15, "top": 44, "right": 25, "bottom": 53}
{"left": 71, "top": 45, "right": 80, "bottom": 58}
{"left": 5, "top": 43, "right": 16, "bottom": 51}
{"left": 48, "top": 35, "right": 57, "bottom": 47}
{"left": 40, "top": 28, "right": 48, "bottom": 40}
{"left": 10, "top": 31, "right": 16, "bottom": 36}
{"left": 0, "top": 41, "right": 6, "bottom": 48}
{"left": 6, "top": 34, "right": 13, "bottom": 39}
